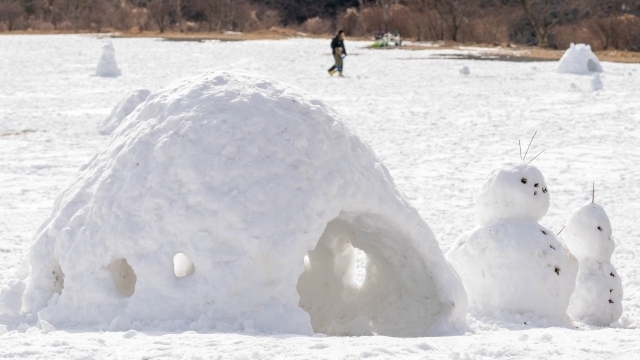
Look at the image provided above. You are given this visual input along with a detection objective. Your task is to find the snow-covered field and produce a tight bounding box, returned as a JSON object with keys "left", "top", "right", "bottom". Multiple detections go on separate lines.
{"left": 1, "top": 35, "right": 640, "bottom": 359}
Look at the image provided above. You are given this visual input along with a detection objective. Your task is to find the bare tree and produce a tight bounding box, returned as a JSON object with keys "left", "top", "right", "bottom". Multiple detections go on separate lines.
{"left": 376, "top": 0, "right": 393, "bottom": 29}
{"left": 174, "top": 0, "right": 183, "bottom": 32}
{"left": 430, "top": 0, "right": 478, "bottom": 42}
{"left": 147, "top": 0, "right": 173, "bottom": 32}
{"left": 517, "top": 0, "right": 572, "bottom": 47}
{"left": 0, "top": 0, "right": 25, "bottom": 31}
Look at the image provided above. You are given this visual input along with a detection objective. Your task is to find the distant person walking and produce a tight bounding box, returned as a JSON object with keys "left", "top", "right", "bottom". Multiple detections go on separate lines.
{"left": 328, "top": 30, "right": 347, "bottom": 77}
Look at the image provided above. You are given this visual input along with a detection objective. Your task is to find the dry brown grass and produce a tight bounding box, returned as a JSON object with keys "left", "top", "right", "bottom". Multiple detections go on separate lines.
{"left": 392, "top": 43, "right": 640, "bottom": 64}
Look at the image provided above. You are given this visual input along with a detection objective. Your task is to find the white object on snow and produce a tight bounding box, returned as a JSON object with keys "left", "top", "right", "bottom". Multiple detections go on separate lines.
{"left": 39, "top": 320, "right": 55, "bottom": 333}
{"left": 447, "top": 162, "right": 578, "bottom": 319}
{"left": 460, "top": 66, "right": 470, "bottom": 75}
{"left": 591, "top": 74, "right": 603, "bottom": 91}
{"left": 9, "top": 71, "right": 467, "bottom": 337}
{"left": 96, "top": 43, "right": 121, "bottom": 77}
{"left": 99, "top": 89, "right": 151, "bottom": 135}
{"left": 557, "top": 43, "right": 602, "bottom": 74}
{"left": 0, "top": 279, "right": 25, "bottom": 316}
{"left": 563, "top": 202, "right": 623, "bottom": 325}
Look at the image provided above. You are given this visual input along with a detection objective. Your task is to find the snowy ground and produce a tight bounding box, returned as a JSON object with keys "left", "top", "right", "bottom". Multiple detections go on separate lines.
{"left": 1, "top": 35, "right": 639, "bottom": 359}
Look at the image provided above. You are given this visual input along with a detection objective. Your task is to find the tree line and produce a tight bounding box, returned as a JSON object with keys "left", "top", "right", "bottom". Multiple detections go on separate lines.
{"left": 1, "top": 0, "right": 639, "bottom": 51}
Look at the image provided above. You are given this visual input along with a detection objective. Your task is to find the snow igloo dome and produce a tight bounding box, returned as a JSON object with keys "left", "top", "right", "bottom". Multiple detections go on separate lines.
{"left": 557, "top": 43, "right": 603, "bottom": 74}
{"left": 8, "top": 71, "right": 467, "bottom": 336}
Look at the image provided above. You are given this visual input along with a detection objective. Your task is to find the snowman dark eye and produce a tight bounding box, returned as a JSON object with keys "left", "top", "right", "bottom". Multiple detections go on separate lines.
{"left": 521, "top": 178, "right": 527, "bottom": 184}
{"left": 541, "top": 230, "right": 547, "bottom": 235}
{"left": 597, "top": 226, "right": 602, "bottom": 231}
{"left": 534, "top": 183, "right": 539, "bottom": 187}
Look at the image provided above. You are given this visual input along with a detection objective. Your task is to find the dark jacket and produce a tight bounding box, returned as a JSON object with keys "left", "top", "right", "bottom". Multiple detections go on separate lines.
{"left": 331, "top": 36, "right": 346, "bottom": 56}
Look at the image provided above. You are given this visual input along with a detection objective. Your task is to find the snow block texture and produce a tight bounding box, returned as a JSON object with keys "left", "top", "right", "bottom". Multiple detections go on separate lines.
{"left": 99, "top": 89, "right": 151, "bottom": 135}
{"left": 96, "top": 43, "right": 121, "bottom": 77}
{"left": 12, "top": 71, "right": 467, "bottom": 336}
{"left": 447, "top": 162, "right": 578, "bottom": 319}
{"left": 557, "top": 43, "right": 603, "bottom": 74}
{"left": 563, "top": 203, "right": 623, "bottom": 325}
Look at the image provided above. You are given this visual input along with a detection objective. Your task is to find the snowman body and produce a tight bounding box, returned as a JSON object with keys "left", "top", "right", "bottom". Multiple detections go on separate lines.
{"left": 563, "top": 203, "right": 623, "bottom": 325}
{"left": 447, "top": 162, "right": 578, "bottom": 318}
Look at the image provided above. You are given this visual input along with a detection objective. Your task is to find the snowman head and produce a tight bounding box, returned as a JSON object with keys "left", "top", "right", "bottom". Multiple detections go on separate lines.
{"left": 562, "top": 202, "right": 614, "bottom": 261}
{"left": 475, "top": 162, "right": 550, "bottom": 224}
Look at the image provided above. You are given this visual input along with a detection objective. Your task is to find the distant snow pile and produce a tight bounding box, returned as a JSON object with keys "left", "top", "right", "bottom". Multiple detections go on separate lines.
{"left": 99, "top": 89, "right": 151, "bottom": 135}
{"left": 446, "top": 162, "right": 578, "bottom": 319}
{"left": 2, "top": 71, "right": 467, "bottom": 336}
{"left": 563, "top": 202, "right": 623, "bottom": 325}
{"left": 557, "top": 43, "right": 602, "bottom": 74}
{"left": 96, "top": 43, "right": 121, "bottom": 77}
{"left": 591, "top": 74, "right": 603, "bottom": 91}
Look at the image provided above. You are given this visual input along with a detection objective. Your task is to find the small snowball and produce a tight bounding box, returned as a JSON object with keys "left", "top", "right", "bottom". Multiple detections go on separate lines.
{"left": 123, "top": 330, "right": 139, "bottom": 338}
{"left": 460, "top": 66, "right": 470, "bottom": 75}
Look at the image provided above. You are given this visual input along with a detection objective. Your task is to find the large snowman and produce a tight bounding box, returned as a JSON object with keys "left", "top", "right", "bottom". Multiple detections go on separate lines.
{"left": 562, "top": 201, "right": 623, "bottom": 325}
{"left": 446, "top": 161, "right": 578, "bottom": 319}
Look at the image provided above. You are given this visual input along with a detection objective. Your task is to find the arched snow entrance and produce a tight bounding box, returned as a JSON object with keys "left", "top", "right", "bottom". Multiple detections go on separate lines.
{"left": 298, "top": 214, "right": 445, "bottom": 336}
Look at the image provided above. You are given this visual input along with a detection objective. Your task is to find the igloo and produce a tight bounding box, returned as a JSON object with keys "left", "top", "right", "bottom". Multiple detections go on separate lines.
{"left": 557, "top": 43, "right": 603, "bottom": 74}
{"left": 446, "top": 162, "right": 578, "bottom": 319}
{"left": 96, "top": 43, "right": 121, "bottom": 77}
{"left": 4, "top": 71, "right": 467, "bottom": 336}
{"left": 99, "top": 89, "right": 151, "bottom": 135}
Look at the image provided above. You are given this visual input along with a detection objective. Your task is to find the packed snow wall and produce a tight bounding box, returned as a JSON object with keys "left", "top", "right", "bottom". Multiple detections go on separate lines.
{"left": 6, "top": 71, "right": 467, "bottom": 336}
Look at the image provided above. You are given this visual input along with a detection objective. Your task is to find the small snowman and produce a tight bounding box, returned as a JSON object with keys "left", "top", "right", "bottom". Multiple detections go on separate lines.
{"left": 446, "top": 135, "right": 578, "bottom": 319}
{"left": 562, "top": 189, "right": 623, "bottom": 325}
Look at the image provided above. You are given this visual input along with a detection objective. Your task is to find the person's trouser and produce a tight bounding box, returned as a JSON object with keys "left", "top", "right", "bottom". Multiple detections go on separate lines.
{"left": 328, "top": 51, "right": 343, "bottom": 73}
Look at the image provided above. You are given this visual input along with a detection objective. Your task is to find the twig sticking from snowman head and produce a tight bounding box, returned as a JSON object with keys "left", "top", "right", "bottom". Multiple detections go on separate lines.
{"left": 519, "top": 131, "right": 545, "bottom": 163}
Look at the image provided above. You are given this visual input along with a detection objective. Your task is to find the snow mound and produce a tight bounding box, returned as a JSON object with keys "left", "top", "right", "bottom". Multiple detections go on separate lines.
{"left": 447, "top": 162, "right": 577, "bottom": 319}
{"left": 563, "top": 203, "right": 623, "bottom": 325}
{"left": 557, "top": 43, "right": 602, "bottom": 74}
{"left": 591, "top": 74, "right": 603, "bottom": 91}
{"left": 7, "top": 71, "right": 467, "bottom": 336}
{"left": 96, "top": 43, "right": 121, "bottom": 77}
{"left": 460, "top": 66, "right": 470, "bottom": 75}
{"left": 99, "top": 89, "right": 151, "bottom": 135}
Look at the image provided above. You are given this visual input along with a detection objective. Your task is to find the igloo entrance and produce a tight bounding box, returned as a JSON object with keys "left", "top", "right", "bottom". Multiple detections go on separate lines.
{"left": 297, "top": 214, "right": 444, "bottom": 337}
